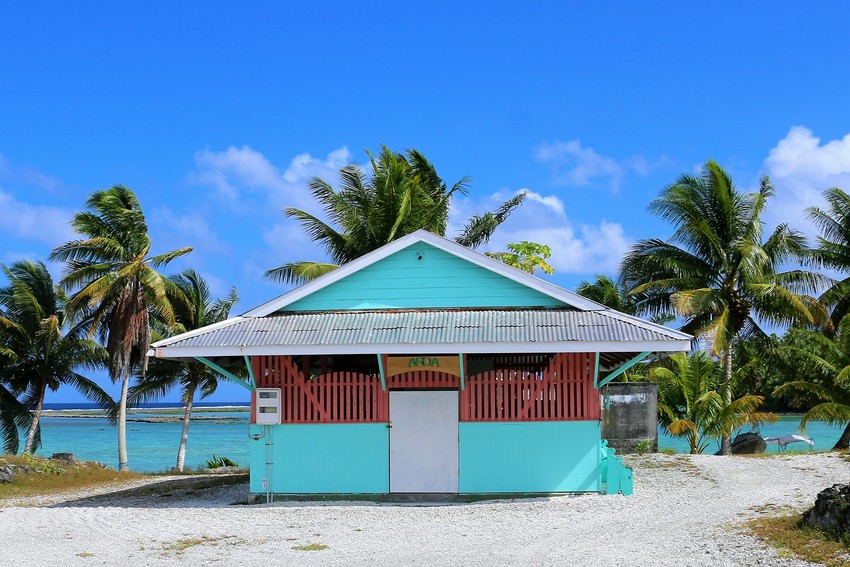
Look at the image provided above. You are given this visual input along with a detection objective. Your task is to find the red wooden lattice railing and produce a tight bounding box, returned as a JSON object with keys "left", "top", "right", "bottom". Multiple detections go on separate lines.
{"left": 460, "top": 353, "right": 599, "bottom": 421}
{"left": 252, "top": 353, "right": 599, "bottom": 424}
{"left": 252, "top": 355, "right": 388, "bottom": 423}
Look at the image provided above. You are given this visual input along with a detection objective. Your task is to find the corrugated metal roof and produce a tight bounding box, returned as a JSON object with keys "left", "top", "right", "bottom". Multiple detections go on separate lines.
{"left": 155, "top": 309, "right": 690, "bottom": 350}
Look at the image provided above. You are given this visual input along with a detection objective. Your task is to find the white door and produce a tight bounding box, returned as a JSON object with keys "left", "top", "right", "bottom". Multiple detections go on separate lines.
{"left": 389, "top": 391, "right": 459, "bottom": 493}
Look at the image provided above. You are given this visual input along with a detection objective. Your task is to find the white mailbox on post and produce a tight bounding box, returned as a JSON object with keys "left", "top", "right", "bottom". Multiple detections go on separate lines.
{"left": 256, "top": 388, "right": 282, "bottom": 425}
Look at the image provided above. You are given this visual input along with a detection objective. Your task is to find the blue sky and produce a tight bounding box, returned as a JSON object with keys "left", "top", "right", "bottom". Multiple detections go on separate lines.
{"left": 2, "top": 3, "right": 850, "bottom": 403}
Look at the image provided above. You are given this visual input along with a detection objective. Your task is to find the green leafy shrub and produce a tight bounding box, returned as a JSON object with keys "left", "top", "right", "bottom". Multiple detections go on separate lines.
{"left": 205, "top": 455, "right": 238, "bottom": 469}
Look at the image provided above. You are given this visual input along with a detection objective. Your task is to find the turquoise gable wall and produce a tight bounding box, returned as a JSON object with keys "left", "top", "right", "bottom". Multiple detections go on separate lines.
{"left": 284, "top": 243, "right": 566, "bottom": 311}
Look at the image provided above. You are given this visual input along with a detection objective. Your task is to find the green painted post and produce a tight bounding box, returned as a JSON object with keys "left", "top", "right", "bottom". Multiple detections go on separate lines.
{"left": 376, "top": 354, "right": 387, "bottom": 391}
{"left": 195, "top": 357, "right": 255, "bottom": 391}
{"left": 243, "top": 355, "right": 256, "bottom": 389}
{"left": 593, "top": 352, "right": 600, "bottom": 388}
{"left": 597, "top": 351, "right": 651, "bottom": 388}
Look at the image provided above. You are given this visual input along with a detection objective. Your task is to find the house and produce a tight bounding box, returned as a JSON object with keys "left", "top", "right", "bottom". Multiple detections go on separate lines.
{"left": 151, "top": 230, "right": 692, "bottom": 497}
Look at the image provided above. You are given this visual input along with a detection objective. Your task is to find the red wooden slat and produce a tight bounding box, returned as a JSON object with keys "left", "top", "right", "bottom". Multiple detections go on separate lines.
{"left": 358, "top": 372, "right": 364, "bottom": 421}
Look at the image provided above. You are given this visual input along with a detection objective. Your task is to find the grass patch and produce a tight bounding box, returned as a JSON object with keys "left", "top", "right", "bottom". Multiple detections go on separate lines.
{"left": 0, "top": 455, "right": 145, "bottom": 500}
{"left": 293, "top": 543, "right": 328, "bottom": 551}
{"left": 0, "top": 455, "right": 248, "bottom": 505}
{"left": 163, "top": 535, "right": 244, "bottom": 554}
{"left": 75, "top": 552, "right": 95, "bottom": 558}
{"left": 632, "top": 454, "right": 716, "bottom": 483}
{"left": 745, "top": 514, "right": 850, "bottom": 567}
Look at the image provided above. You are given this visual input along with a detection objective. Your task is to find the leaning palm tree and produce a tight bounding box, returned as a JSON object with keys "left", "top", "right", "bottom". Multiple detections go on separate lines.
{"left": 266, "top": 146, "right": 525, "bottom": 284}
{"left": 621, "top": 161, "right": 824, "bottom": 454}
{"left": 50, "top": 186, "right": 192, "bottom": 470}
{"left": 652, "top": 352, "right": 776, "bottom": 454}
{"left": 129, "top": 269, "right": 238, "bottom": 471}
{"left": 0, "top": 260, "right": 110, "bottom": 454}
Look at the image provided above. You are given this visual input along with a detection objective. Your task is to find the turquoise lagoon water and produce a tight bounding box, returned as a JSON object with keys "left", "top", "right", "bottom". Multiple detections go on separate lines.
{"left": 31, "top": 405, "right": 251, "bottom": 473}
{"left": 18, "top": 408, "right": 846, "bottom": 472}
{"left": 658, "top": 414, "right": 843, "bottom": 454}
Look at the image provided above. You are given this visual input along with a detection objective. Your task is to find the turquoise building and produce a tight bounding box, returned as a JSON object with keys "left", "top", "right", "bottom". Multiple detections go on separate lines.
{"left": 152, "top": 230, "right": 692, "bottom": 497}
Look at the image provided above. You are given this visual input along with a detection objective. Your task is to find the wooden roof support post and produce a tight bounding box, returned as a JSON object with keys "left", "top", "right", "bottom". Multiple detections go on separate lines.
{"left": 243, "top": 355, "right": 256, "bottom": 389}
{"left": 593, "top": 352, "right": 600, "bottom": 388}
{"left": 195, "top": 356, "right": 256, "bottom": 391}
{"left": 597, "top": 351, "right": 651, "bottom": 389}
{"left": 459, "top": 354, "right": 465, "bottom": 390}
{"left": 376, "top": 354, "right": 387, "bottom": 391}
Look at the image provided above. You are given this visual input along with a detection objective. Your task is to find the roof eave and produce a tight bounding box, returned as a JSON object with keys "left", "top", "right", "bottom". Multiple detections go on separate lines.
{"left": 153, "top": 338, "right": 692, "bottom": 359}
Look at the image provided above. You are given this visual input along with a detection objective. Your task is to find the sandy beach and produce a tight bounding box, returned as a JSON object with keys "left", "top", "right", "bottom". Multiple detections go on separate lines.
{"left": 1, "top": 453, "right": 847, "bottom": 566}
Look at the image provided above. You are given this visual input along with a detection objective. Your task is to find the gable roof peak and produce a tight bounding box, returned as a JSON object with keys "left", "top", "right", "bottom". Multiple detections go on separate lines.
{"left": 243, "top": 229, "right": 608, "bottom": 317}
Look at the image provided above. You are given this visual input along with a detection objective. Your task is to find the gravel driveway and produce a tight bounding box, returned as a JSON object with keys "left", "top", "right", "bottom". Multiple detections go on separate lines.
{"left": 1, "top": 453, "right": 846, "bottom": 566}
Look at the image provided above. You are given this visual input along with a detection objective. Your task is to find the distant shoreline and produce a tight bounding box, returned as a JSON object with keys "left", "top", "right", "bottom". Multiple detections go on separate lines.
{"left": 41, "top": 406, "right": 250, "bottom": 423}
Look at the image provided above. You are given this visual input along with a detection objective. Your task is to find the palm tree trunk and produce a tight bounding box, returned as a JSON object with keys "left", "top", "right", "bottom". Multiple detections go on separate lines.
{"left": 23, "top": 379, "right": 47, "bottom": 454}
{"left": 833, "top": 422, "right": 850, "bottom": 450}
{"left": 719, "top": 348, "right": 733, "bottom": 455}
{"left": 175, "top": 386, "right": 196, "bottom": 472}
{"left": 117, "top": 367, "right": 130, "bottom": 471}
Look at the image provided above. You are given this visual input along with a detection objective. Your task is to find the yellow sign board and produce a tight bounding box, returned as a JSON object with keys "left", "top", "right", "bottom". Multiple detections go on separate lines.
{"left": 386, "top": 355, "right": 462, "bottom": 378}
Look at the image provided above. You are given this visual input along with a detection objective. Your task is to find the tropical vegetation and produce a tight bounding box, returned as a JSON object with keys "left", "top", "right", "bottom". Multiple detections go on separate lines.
{"left": 485, "top": 241, "right": 555, "bottom": 275}
{"left": 576, "top": 274, "right": 639, "bottom": 314}
{"left": 621, "top": 161, "right": 825, "bottom": 454}
{"left": 50, "top": 186, "right": 192, "bottom": 471}
{"left": 4, "top": 152, "right": 850, "bottom": 468}
{"left": 652, "top": 352, "right": 776, "bottom": 454}
{"left": 129, "top": 269, "right": 238, "bottom": 471}
{"left": 266, "top": 146, "right": 525, "bottom": 284}
{"left": 0, "top": 260, "right": 110, "bottom": 454}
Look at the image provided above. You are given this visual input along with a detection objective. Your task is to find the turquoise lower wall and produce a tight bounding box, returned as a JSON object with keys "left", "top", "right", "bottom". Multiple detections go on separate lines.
{"left": 249, "top": 423, "right": 389, "bottom": 494}
{"left": 459, "top": 421, "right": 601, "bottom": 492}
{"left": 250, "top": 421, "right": 601, "bottom": 494}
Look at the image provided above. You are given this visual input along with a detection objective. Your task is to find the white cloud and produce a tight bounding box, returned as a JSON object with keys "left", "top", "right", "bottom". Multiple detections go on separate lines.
{"left": 283, "top": 147, "right": 351, "bottom": 183}
{"left": 535, "top": 140, "right": 623, "bottom": 188}
{"left": 458, "top": 189, "right": 631, "bottom": 276}
{"left": 149, "top": 207, "right": 231, "bottom": 257}
{"left": 762, "top": 126, "right": 850, "bottom": 236}
{"left": 521, "top": 189, "right": 565, "bottom": 217}
{"left": 533, "top": 140, "right": 666, "bottom": 192}
{"left": 191, "top": 145, "right": 286, "bottom": 201}
{"left": 0, "top": 155, "right": 63, "bottom": 191}
{"left": 0, "top": 190, "right": 75, "bottom": 246}
{"left": 190, "top": 145, "right": 352, "bottom": 214}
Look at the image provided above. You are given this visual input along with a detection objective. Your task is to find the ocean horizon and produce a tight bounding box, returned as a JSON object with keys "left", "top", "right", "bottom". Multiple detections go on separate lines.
{"left": 42, "top": 401, "right": 250, "bottom": 411}
{"left": 8, "top": 406, "right": 845, "bottom": 473}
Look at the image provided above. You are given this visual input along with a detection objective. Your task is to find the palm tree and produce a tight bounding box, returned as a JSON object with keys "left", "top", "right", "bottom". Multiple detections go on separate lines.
{"left": 266, "top": 146, "right": 525, "bottom": 284}
{"left": 0, "top": 347, "right": 32, "bottom": 454}
{"left": 0, "top": 260, "right": 110, "bottom": 454}
{"left": 576, "top": 275, "right": 639, "bottom": 314}
{"left": 773, "top": 321, "right": 850, "bottom": 449}
{"left": 621, "top": 161, "right": 824, "bottom": 454}
{"left": 652, "top": 352, "right": 776, "bottom": 454}
{"left": 808, "top": 187, "right": 850, "bottom": 329}
{"left": 129, "top": 269, "right": 238, "bottom": 471}
{"left": 50, "top": 186, "right": 192, "bottom": 470}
